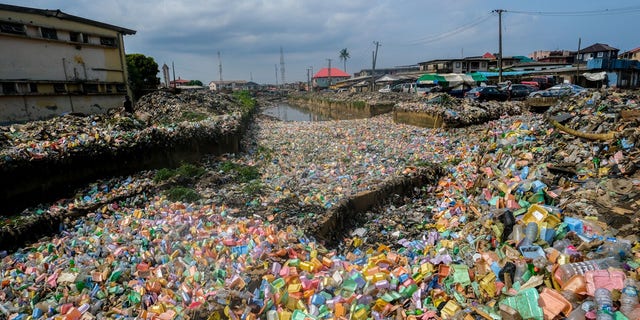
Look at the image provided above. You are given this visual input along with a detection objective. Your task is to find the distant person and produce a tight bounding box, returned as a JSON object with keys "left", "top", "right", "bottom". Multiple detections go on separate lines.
{"left": 123, "top": 95, "right": 133, "bottom": 113}
{"left": 506, "top": 81, "right": 512, "bottom": 101}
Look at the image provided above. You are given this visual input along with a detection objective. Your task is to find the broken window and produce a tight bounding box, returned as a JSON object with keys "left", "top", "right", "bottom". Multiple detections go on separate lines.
{"left": 69, "top": 32, "right": 81, "bottom": 42}
{"left": 41, "top": 27, "right": 58, "bottom": 40}
{"left": 83, "top": 84, "right": 99, "bottom": 93}
{"left": 100, "top": 36, "right": 116, "bottom": 47}
{"left": 53, "top": 83, "right": 66, "bottom": 93}
{"left": 0, "top": 22, "right": 26, "bottom": 35}
{"left": 1, "top": 83, "right": 17, "bottom": 94}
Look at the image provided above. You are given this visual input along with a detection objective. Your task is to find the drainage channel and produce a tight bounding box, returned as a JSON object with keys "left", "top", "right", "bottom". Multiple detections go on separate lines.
{"left": 312, "top": 165, "right": 444, "bottom": 250}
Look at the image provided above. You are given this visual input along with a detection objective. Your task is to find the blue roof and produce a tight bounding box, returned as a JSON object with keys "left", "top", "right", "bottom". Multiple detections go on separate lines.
{"left": 478, "top": 71, "right": 536, "bottom": 77}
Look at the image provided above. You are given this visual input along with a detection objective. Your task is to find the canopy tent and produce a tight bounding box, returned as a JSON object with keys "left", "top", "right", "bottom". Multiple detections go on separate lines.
{"left": 416, "top": 73, "right": 447, "bottom": 85}
{"left": 583, "top": 71, "right": 607, "bottom": 81}
{"left": 469, "top": 72, "right": 488, "bottom": 82}
{"left": 417, "top": 73, "right": 480, "bottom": 87}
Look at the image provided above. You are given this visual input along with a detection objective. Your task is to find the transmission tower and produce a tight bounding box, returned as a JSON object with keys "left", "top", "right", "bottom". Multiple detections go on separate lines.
{"left": 217, "top": 51, "right": 223, "bottom": 82}
{"left": 280, "top": 46, "right": 285, "bottom": 86}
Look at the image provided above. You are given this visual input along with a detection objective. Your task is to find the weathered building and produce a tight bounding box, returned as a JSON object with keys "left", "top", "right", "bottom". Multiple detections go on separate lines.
{"left": 0, "top": 4, "right": 135, "bottom": 123}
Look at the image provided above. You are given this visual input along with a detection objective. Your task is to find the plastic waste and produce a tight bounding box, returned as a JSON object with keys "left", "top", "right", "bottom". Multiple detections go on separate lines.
{"left": 555, "top": 257, "right": 622, "bottom": 285}
{"left": 594, "top": 288, "right": 614, "bottom": 320}
{"left": 619, "top": 279, "right": 639, "bottom": 318}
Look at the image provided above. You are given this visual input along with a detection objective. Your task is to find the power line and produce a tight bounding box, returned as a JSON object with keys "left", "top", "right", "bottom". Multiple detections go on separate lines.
{"left": 508, "top": 6, "right": 640, "bottom": 16}
{"left": 402, "top": 12, "right": 494, "bottom": 46}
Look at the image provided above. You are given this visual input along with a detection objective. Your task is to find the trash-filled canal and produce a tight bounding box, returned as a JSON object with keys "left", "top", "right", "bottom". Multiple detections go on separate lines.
{"left": 261, "top": 102, "right": 330, "bottom": 121}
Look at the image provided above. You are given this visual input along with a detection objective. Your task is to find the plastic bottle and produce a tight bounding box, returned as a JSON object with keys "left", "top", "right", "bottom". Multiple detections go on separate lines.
{"left": 620, "top": 278, "right": 639, "bottom": 317}
{"left": 594, "top": 288, "right": 614, "bottom": 320}
{"left": 555, "top": 257, "right": 622, "bottom": 284}
{"left": 519, "top": 222, "right": 538, "bottom": 247}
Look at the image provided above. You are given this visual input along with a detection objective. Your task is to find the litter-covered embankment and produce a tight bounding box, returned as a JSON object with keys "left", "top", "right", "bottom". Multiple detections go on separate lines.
{"left": 0, "top": 90, "right": 255, "bottom": 215}
{"left": 394, "top": 93, "right": 524, "bottom": 128}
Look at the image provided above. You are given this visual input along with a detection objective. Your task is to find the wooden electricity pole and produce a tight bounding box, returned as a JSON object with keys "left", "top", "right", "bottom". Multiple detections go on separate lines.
{"left": 494, "top": 9, "right": 505, "bottom": 83}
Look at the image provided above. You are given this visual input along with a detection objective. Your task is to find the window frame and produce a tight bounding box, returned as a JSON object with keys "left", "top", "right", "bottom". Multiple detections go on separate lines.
{"left": 41, "top": 27, "right": 58, "bottom": 40}
{"left": 0, "top": 21, "right": 26, "bottom": 35}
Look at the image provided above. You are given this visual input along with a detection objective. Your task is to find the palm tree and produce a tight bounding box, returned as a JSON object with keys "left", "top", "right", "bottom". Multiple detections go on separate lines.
{"left": 339, "top": 48, "right": 350, "bottom": 73}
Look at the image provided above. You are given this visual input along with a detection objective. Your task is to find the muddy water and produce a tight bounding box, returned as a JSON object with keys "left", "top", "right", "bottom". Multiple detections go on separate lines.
{"left": 261, "top": 102, "right": 330, "bottom": 121}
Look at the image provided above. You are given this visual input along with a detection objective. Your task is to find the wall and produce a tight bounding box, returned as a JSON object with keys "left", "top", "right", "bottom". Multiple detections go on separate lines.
{"left": 0, "top": 95, "right": 122, "bottom": 124}
{"left": 288, "top": 96, "right": 395, "bottom": 119}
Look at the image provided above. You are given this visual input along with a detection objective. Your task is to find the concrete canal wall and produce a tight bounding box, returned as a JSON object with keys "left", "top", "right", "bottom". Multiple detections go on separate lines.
{"left": 288, "top": 95, "right": 395, "bottom": 119}
{"left": 313, "top": 165, "right": 443, "bottom": 247}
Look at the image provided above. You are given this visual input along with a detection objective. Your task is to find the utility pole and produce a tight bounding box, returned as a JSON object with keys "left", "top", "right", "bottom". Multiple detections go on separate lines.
{"left": 172, "top": 61, "right": 176, "bottom": 89}
{"left": 218, "top": 51, "right": 223, "bottom": 82}
{"left": 327, "top": 59, "right": 332, "bottom": 90}
{"left": 576, "top": 37, "right": 582, "bottom": 84}
{"left": 494, "top": 9, "right": 505, "bottom": 83}
{"left": 280, "top": 46, "right": 285, "bottom": 87}
{"left": 310, "top": 66, "right": 314, "bottom": 91}
{"left": 275, "top": 64, "right": 278, "bottom": 87}
{"left": 371, "top": 41, "right": 380, "bottom": 91}
{"left": 306, "top": 68, "right": 311, "bottom": 91}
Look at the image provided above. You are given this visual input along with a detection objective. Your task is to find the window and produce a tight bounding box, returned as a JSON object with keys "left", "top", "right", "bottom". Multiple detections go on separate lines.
{"left": 578, "top": 54, "right": 583, "bottom": 60}
{"left": 100, "top": 36, "right": 116, "bottom": 47}
{"left": 29, "top": 83, "right": 38, "bottom": 93}
{"left": 0, "top": 22, "right": 26, "bottom": 35}
{"left": 53, "top": 83, "right": 66, "bottom": 93}
{"left": 455, "top": 62, "right": 461, "bottom": 68}
{"left": 69, "top": 32, "right": 81, "bottom": 42}
{"left": 116, "top": 84, "right": 127, "bottom": 93}
{"left": 1, "top": 83, "right": 17, "bottom": 94}
{"left": 597, "top": 52, "right": 604, "bottom": 58}
{"left": 41, "top": 27, "right": 58, "bottom": 40}
{"left": 83, "top": 84, "right": 99, "bottom": 93}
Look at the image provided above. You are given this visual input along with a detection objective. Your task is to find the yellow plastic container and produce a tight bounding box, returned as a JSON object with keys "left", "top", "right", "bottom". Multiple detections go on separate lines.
{"left": 522, "top": 204, "right": 548, "bottom": 226}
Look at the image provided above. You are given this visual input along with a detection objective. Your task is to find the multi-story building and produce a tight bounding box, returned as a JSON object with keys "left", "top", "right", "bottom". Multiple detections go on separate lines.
{"left": 0, "top": 4, "right": 135, "bottom": 123}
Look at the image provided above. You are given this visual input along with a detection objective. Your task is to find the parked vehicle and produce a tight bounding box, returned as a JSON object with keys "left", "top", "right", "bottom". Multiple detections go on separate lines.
{"left": 522, "top": 76, "right": 556, "bottom": 90}
{"left": 378, "top": 85, "right": 391, "bottom": 93}
{"left": 508, "top": 84, "right": 537, "bottom": 100}
{"left": 401, "top": 83, "right": 416, "bottom": 93}
{"left": 446, "top": 84, "right": 473, "bottom": 98}
{"left": 464, "top": 86, "right": 508, "bottom": 101}
{"left": 528, "top": 83, "right": 587, "bottom": 98}
{"left": 415, "top": 84, "right": 440, "bottom": 95}
{"left": 391, "top": 83, "right": 404, "bottom": 92}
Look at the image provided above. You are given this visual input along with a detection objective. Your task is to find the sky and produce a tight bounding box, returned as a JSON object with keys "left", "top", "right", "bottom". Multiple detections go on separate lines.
{"left": 5, "top": 1, "right": 640, "bottom": 85}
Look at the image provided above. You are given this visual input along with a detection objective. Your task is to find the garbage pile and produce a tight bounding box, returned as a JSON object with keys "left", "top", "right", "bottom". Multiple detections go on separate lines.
{"left": 395, "top": 93, "right": 524, "bottom": 128}
{"left": 289, "top": 91, "right": 424, "bottom": 105}
{"left": 0, "top": 91, "right": 249, "bottom": 168}
{"left": 0, "top": 89, "right": 640, "bottom": 320}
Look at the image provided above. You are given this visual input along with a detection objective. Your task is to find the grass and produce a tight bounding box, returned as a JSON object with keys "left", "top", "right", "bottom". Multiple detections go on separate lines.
{"left": 180, "top": 111, "right": 208, "bottom": 122}
{"left": 237, "top": 165, "right": 260, "bottom": 182}
{"left": 165, "top": 186, "right": 201, "bottom": 202}
{"left": 154, "top": 168, "right": 176, "bottom": 182}
{"left": 153, "top": 163, "right": 205, "bottom": 182}
{"left": 243, "top": 180, "right": 263, "bottom": 196}
{"left": 176, "top": 163, "right": 206, "bottom": 178}
{"left": 233, "top": 90, "right": 257, "bottom": 112}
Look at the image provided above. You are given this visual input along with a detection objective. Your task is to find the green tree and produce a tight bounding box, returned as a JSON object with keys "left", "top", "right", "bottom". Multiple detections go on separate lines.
{"left": 339, "top": 48, "right": 350, "bottom": 73}
{"left": 187, "top": 80, "right": 203, "bottom": 86}
{"left": 126, "top": 53, "right": 160, "bottom": 100}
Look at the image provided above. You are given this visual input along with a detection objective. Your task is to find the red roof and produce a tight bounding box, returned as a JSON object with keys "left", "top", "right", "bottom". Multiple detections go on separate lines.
{"left": 482, "top": 52, "right": 496, "bottom": 59}
{"left": 313, "top": 68, "right": 350, "bottom": 78}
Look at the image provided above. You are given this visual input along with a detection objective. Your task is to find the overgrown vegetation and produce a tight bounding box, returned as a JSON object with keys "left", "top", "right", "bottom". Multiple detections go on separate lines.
{"left": 153, "top": 163, "right": 206, "bottom": 182}
{"left": 165, "top": 186, "right": 201, "bottom": 202}
{"left": 180, "top": 111, "right": 208, "bottom": 122}
{"left": 154, "top": 168, "right": 176, "bottom": 182}
{"left": 233, "top": 90, "right": 257, "bottom": 112}
{"left": 243, "top": 180, "right": 263, "bottom": 196}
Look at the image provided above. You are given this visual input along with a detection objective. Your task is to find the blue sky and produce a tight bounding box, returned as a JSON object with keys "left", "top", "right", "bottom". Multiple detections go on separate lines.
{"left": 4, "top": 1, "right": 640, "bottom": 84}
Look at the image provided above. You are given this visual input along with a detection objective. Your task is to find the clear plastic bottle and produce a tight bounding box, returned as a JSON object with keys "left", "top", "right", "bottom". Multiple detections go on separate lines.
{"left": 556, "top": 257, "right": 622, "bottom": 284}
{"left": 594, "top": 288, "right": 614, "bottom": 320}
{"left": 620, "top": 278, "right": 639, "bottom": 317}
